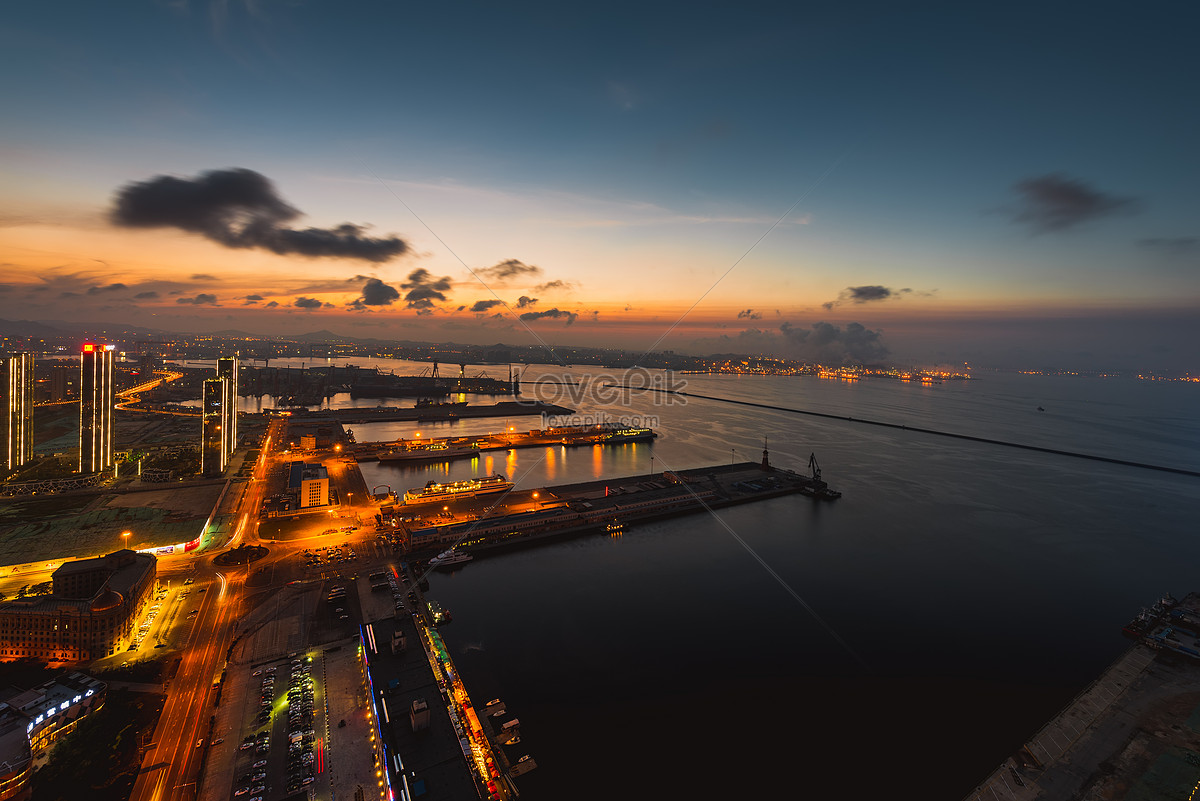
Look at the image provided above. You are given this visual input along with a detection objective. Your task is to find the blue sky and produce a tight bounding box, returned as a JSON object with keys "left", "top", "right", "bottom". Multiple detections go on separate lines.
{"left": 1, "top": 1, "right": 1197, "bottom": 369}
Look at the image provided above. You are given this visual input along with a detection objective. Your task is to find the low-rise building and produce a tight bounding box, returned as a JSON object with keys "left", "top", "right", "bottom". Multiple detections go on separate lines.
{"left": 0, "top": 550, "right": 156, "bottom": 663}
{"left": 0, "top": 672, "right": 106, "bottom": 800}
{"left": 288, "top": 461, "right": 329, "bottom": 509}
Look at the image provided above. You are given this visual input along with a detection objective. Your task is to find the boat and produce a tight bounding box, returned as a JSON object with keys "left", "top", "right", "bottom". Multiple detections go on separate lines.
{"left": 429, "top": 550, "right": 473, "bottom": 568}
{"left": 403, "top": 474, "right": 513, "bottom": 504}
{"left": 378, "top": 443, "right": 480, "bottom": 463}
{"left": 599, "top": 427, "right": 657, "bottom": 444}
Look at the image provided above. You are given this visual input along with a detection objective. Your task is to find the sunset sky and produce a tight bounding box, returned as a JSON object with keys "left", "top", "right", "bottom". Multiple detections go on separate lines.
{"left": 2, "top": 2, "right": 1197, "bottom": 369}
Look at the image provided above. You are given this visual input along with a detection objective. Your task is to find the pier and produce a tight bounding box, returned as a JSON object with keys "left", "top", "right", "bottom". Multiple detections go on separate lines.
{"left": 358, "top": 423, "right": 658, "bottom": 463}
{"left": 380, "top": 457, "right": 838, "bottom": 557}
{"left": 288, "top": 400, "right": 573, "bottom": 425}
{"left": 965, "top": 592, "right": 1200, "bottom": 800}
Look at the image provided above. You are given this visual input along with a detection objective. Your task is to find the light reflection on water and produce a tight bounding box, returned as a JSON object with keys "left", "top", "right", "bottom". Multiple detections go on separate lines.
{"left": 368, "top": 367, "right": 1199, "bottom": 800}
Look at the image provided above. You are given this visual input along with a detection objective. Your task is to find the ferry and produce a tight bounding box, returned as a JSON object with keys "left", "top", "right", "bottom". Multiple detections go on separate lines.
{"left": 403, "top": 474, "right": 513, "bottom": 504}
{"left": 429, "top": 550, "right": 473, "bottom": 568}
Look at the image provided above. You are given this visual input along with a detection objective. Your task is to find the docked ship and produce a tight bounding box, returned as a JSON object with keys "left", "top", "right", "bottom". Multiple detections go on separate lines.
{"left": 378, "top": 442, "right": 480, "bottom": 463}
{"left": 403, "top": 474, "right": 514, "bottom": 504}
{"left": 429, "top": 549, "right": 473, "bottom": 569}
{"left": 415, "top": 398, "right": 469, "bottom": 409}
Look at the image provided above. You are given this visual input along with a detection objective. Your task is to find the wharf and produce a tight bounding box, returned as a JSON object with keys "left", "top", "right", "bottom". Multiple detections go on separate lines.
{"left": 358, "top": 424, "right": 657, "bottom": 462}
{"left": 389, "top": 460, "right": 837, "bottom": 556}
{"left": 361, "top": 613, "right": 505, "bottom": 800}
{"left": 965, "top": 592, "right": 1200, "bottom": 801}
{"left": 288, "top": 400, "right": 572, "bottom": 425}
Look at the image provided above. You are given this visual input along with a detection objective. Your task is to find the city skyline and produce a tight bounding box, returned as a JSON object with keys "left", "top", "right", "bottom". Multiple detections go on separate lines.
{"left": 2, "top": 2, "right": 1198, "bottom": 372}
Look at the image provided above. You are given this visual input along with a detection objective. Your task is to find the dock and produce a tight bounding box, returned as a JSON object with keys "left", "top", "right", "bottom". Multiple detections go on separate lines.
{"left": 965, "top": 592, "right": 1200, "bottom": 801}
{"left": 382, "top": 457, "right": 839, "bottom": 556}
{"left": 287, "top": 400, "right": 572, "bottom": 425}
{"left": 358, "top": 423, "right": 657, "bottom": 462}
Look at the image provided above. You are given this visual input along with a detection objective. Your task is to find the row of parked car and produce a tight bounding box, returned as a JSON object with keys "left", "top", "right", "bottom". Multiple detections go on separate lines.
{"left": 283, "top": 658, "right": 318, "bottom": 795}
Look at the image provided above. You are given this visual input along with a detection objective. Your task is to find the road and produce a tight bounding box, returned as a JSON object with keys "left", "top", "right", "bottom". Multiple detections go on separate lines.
{"left": 128, "top": 417, "right": 285, "bottom": 801}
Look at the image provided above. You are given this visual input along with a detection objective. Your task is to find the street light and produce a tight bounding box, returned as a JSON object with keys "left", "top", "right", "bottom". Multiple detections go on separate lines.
{"left": 122, "top": 530, "right": 131, "bottom": 548}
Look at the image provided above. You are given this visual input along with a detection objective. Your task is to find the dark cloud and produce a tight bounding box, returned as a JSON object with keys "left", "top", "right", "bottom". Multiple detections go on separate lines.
{"left": 191, "top": 273, "right": 218, "bottom": 281}
{"left": 294, "top": 297, "right": 322, "bottom": 309}
{"left": 176, "top": 293, "right": 219, "bottom": 305}
{"left": 400, "top": 268, "right": 452, "bottom": 311}
{"left": 846, "top": 285, "right": 891, "bottom": 302}
{"left": 87, "top": 282, "right": 127, "bottom": 295}
{"left": 737, "top": 308, "right": 762, "bottom": 320}
{"left": 519, "top": 308, "right": 577, "bottom": 325}
{"left": 134, "top": 290, "right": 159, "bottom": 299}
{"left": 470, "top": 299, "right": 503, "bottom": 313}
{"left": 1009, "top": 174, "right": 1138, "bottom": 232}
{"left": 515, "top": 295, "right": 537, "bottom": 309}
{"left": 1139, "top": 237, "right": 1197, "bottom": 255}
{"left": 780, "top": 321, "right": 888, "bottom": 364}
{"left": 111, "top": 168, "right": 409, "bottom": 261}
{"left": 265, "top": 300, "right": 279, "bottom": 308}
{"left": 359, "top": 277, "right": 400, "bottom": 306}
{"left": 535, "top": 279, "right": 574, "bottom": 292}
{"left": 477, "top": 259, "right": 541, "bottom": 284}
{"left": 822, "top": 285, "right": 921, "bottom": 310}
{"left": 244, "top": 294, "right": 263, "bottom": 301}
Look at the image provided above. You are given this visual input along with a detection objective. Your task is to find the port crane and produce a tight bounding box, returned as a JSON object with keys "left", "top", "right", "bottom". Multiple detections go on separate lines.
{"left": 808, "top": 453, "right": 822, "bottom": 482}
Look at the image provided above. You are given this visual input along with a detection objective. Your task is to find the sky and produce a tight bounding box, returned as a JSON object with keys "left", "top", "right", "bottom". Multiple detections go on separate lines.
{"left": 1, "top": 1, "right": 1198, "bottom": 370}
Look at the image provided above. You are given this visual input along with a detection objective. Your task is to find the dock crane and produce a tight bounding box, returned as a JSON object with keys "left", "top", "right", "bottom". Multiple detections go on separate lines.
{"left": 808, "top": 453, "right": 822, "bottom": 483}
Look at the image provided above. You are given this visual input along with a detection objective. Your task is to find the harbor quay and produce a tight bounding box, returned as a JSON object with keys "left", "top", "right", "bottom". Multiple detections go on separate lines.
{"left": 287, "top": 400, "right": 573, "bottom": 425}
{"left": 965, "top": 592, "right": 1200, "bottom": 801}
{"left": 357, "top": 422, "right": 658, "bottom": 463}
{"left": 382, "top": 456, "right": 839, "bottom": 557}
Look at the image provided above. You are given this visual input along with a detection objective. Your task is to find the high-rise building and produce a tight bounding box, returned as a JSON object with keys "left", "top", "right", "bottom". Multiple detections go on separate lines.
{"left": 5, "top": 353, "right": 34, "bottom": 471}
{"left": 49, "top": 364, "right": 74, "bottom": 402}
{"left": 201, "top": 378, "right": 226, "bottom": 477}
{"left": 216, "top": 356, "right": 238, "bottom": 462}
{"left": 79, "top": 344, "right": 115, "bottom": 474}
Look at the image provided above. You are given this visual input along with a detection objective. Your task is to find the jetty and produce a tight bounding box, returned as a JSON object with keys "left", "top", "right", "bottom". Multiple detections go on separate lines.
{"left": 360, "top": 423, "right": 657, "bottom": 463}
{"left": 379, "top": 453, "right": 839, "bottom": 557}
{"left": 287, "top": 400, "right": 573, "bottom": 425}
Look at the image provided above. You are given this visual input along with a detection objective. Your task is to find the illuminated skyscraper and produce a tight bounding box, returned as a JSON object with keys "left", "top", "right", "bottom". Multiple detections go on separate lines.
{"left": 201, "top": 378, "right": 226, "bottom": 476}
{"left": 79, "top": 343, "right": 115, "bottom": 474}
{"left": 216, "top": 356, "right": 238, "bottom": 463}
{"left": 5, "top": 352, "right": 34, "bottom": 471}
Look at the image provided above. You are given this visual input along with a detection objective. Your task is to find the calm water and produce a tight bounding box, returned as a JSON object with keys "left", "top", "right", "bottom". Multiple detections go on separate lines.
{"left": 193, "top": 358, "right": 1198, "bottom": 796}
{"left": 354, "top": 367, "right": 1198, "bottom": 799}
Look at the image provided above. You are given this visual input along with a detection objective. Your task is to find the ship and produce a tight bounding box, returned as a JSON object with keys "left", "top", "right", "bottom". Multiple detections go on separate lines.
{"left": 403, "top": 474, "right": 514, "bottom": 504}
{"left": 378, "top": 442, "right": 481, "bottom": 463}
{"left": 426, "top": 599, "right": 452, "bottom": 625}
{"left": 415, "top": 398, "right": 469, "bottom": 409}
{"left": 429, "top": 550, "right": 473, "bottom": 568}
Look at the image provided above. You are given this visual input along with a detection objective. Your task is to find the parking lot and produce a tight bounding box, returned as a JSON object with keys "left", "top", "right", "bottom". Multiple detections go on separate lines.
{"left": 227, "top": 656, "right": 321, "bottom": 801}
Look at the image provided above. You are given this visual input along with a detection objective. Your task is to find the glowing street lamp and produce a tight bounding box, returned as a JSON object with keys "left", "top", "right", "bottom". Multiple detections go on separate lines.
{"left": 122, "top": 530, "right": 131, "bottom": 548}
